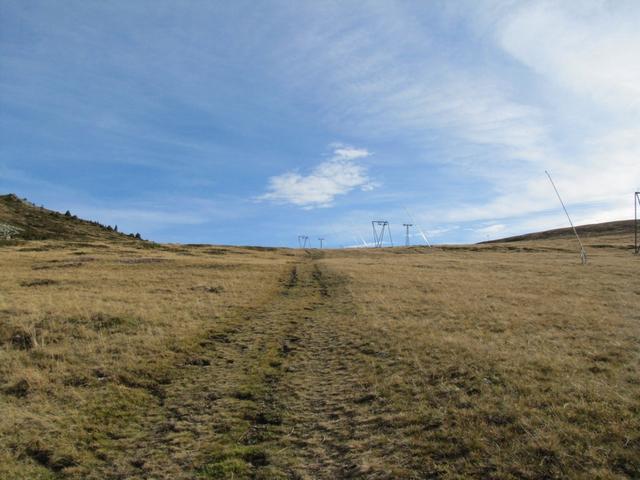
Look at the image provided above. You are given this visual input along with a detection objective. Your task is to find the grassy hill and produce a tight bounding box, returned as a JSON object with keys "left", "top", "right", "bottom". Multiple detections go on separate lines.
{"left": 0, "top": 201, "right": 638, "bottom": 479}
{"left": 483, "top": 219, "right": 636, "bottom": 246}
{"left": 0, "top": 194, "right": 139, "bottom": 242}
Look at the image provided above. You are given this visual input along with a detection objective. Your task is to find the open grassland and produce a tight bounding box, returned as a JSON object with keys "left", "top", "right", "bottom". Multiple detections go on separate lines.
{"left": 0, "top": 231, "right": 638, "bottom": 479}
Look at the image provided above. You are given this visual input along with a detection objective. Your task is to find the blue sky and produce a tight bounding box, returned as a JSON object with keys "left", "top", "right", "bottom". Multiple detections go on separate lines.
{"left": 1, "top": 1, "right": 639, "bottom": 246}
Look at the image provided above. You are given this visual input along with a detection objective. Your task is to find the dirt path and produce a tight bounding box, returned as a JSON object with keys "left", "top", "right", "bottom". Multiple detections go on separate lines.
{"left": 260, "top": 255, "right": 398, "bottom": 479}
{"left": 123, "top": 252, "right": 396, "bottom": 479}
{"left": 267, "top": 263, "right": 359, "bottom": 476}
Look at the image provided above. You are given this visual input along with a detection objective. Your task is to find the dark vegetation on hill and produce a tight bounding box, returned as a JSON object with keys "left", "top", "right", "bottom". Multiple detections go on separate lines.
{"left": 0, "top": 194, "right": 143, "bottom": 242}
{"left": 482, "top": 219, "right": 636, "bottom": 244}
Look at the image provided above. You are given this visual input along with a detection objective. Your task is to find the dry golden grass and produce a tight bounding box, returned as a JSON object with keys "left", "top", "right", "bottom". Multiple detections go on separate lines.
{"left": 318, "top": 235, "right": 639, "bottom": 478}
{"left": 0, "top": 241, "right": 296, "bottom": 479}
{"left": 0, "top": 230, "right": 638, "bottom": 479}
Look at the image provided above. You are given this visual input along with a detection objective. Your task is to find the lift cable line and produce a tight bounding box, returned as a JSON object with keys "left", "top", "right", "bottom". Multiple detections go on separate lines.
{"left": 545, "top": 170, "right": 587, "bottom": 265}
{"left": 403, "top": 224, "right": 413, "bottom": 247}
{"left": 634, "top": 191, "right": 640, "bottom": 255}
{"left": 403, "top": 207, "right": 431, "bottom": 247}
{"left": 371, "top": 220, "right": 393, "bottom": 248}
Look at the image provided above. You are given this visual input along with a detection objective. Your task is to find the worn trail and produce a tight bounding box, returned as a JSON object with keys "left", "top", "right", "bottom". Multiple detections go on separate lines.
{"left": 256, "top": 255, "right": 397, "bottom": 478}
{"left": 124, "top": 252, "right": 397, "bottom": 479}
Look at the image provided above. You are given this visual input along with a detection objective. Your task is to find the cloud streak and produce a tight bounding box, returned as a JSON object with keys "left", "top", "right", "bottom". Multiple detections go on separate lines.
{"left": 498, "top": 0, "right": 640, "bottom": 111}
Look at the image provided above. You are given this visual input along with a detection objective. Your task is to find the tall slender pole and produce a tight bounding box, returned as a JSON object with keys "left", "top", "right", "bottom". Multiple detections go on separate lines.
{"left": 371, "top": 221, "right": 378, "bottom": 247}
{"left": 318, "top": 238, "right": 324, "bottom": 249}
{"left": 404, "top": 207, "right": 431, "bottom": 246}
{"left": 635, "top": 192, "right": 639, "bottom": 254}
{"left": 545, "top": 170, "right": 587, "bottom": 264}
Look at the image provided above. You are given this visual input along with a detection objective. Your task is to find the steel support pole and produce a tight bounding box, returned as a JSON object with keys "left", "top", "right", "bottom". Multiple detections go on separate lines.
{"left": 635, "top": 192, "right": 639, "bottom": 254}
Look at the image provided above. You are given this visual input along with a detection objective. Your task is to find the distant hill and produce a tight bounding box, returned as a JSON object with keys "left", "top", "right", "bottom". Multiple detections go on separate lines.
{"left": 0, "top": 194, "right": 141, "bottom": 241}
{"left": 481, "top": 219, "right": 636, "bottom": 244}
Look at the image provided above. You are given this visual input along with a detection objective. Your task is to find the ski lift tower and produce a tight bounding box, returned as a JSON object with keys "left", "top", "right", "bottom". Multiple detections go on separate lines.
{"left": 297, "top": 235, "right": 309, "bottom": 248}
{"left": 403, "top": 224, "right": 413, "bottom": 246}
{"left": 371, "top": 221, "right": 393, "bottom": 248}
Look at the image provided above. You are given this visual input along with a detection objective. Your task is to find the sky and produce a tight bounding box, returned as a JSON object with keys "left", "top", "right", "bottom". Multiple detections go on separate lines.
{"left": 1, "top": 0, "right": 639, "bottom": 247}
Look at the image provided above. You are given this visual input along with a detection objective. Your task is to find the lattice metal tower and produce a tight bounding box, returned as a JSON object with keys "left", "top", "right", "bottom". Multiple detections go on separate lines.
{"left": 371, "top": 221, "right": 393, "bottom": 248}
{"left": 297, "top": 235, "right": 309, "bottom": 248}
{"left": 403, "top": 224, "right": 413, "bottom": 247}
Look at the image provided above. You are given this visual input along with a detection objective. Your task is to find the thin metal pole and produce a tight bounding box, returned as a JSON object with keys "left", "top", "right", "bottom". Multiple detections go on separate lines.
{"left": 371, "top": 221, "right": 378, "bottom": 247}
{"left": 404, "top": 207, "right": 431, "bottom": 246}
{"left": 545, "top": 170, "right": 587, "bottom": 264}
{"left": 635, "top": 192, "right": 639, "bottom": 254}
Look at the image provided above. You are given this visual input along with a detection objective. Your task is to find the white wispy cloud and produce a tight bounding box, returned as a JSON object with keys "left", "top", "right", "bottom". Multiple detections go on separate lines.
{"left": 474, "top": 223, "right": 507, "bottom": 237}
{"left": 271, "top": 4, "right": 551, "bottom": 166}
{"left": 485, "top": 1, "right": 640, "bottom": 221}
{"left": 396, "top": 1, "right": 640, "bottom": 242}
{"left": 330, "top": 145, "right": 371, "bottom": 160}
{"left": 259, "top": 145, "right": 375, "bottom": 208}
{"left": 498, "top": 1, "right": 640, "bottom": 111}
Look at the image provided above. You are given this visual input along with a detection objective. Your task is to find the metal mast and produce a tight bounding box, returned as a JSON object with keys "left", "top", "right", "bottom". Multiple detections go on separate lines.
{"left": 403, "top": 223, "right": 413, "bottom": 246}
{"left": 403, "top": 207, "right": 431, "bottom": 247}
{"left": 635, "top": 192, "right": 640, "bottom": 254}
{"left": 545, "top": 171, "right": 587, "bottom": 264}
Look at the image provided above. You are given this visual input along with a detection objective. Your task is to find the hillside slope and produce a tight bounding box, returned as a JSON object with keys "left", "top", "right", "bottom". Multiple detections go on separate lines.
{"left": 482, "top": 219, "right": 636, "bottom": 245}
{"left": 0, "top": 194, "right": 138, "bottom": 241}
